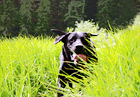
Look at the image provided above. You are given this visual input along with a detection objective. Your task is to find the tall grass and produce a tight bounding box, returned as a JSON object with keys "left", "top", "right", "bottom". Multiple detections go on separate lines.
{"left": 64, "top": 22, "right": 140, "bottom": 96}
{"left": 0, "top": 25, "right": 140, "bottom": 96}
{"left": 0, "top": 37, "right": 61, "bottom": 96}
{"left": 88, "top": 25, "right": 140, "bottom": 97}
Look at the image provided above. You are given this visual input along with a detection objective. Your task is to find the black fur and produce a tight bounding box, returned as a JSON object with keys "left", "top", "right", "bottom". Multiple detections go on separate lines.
{"left": 51, "top": 29, "right": 98, "bottom": 97}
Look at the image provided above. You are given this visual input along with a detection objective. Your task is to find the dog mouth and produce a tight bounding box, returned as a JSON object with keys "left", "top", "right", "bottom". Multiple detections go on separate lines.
{"left": 72, "top": 54, "right": 87, "bottom": 64}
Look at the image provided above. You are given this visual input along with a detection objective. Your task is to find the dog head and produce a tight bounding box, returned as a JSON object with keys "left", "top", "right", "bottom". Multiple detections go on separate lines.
{"left": 51, "top": 29, "right": 98, "bottom": 63}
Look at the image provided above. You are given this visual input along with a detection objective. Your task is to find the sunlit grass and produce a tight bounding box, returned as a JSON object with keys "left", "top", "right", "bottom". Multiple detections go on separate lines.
{"left": 0, "top": 25, "right": 140, "bottom": 97}
{"left": 0, "top": 37, "right": 61, "bottom": 96}
{"left": 88, "top": 25, "right": 140, "bottom": 97}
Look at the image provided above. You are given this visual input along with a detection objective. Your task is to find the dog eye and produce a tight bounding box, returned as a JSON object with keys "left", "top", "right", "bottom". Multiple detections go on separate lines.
{"left": 81, "top": 37, "right": 90, "bottom": 44}
{"left": 69, "top": 38, "right": 76, "bottom": 43}
{"left": 81, "top": 37, "right": 87, "bottom": 43}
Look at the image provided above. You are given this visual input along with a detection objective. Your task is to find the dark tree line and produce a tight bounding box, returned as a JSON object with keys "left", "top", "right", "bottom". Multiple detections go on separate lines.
{"left": 97, "top": 0, "right": 138, "bottom": 29}
{"left": 0, "top": 0, "right": 138, "bottom": 37}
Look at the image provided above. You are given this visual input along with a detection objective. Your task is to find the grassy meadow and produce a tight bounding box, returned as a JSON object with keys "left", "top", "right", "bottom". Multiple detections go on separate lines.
{"left": 0, "top": 23, "right": 140, "bottom": 96}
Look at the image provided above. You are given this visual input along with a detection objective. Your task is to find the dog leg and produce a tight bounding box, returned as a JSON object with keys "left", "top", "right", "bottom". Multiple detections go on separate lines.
{"left": 57, "top": 76, "right": 66, "bottom": 97}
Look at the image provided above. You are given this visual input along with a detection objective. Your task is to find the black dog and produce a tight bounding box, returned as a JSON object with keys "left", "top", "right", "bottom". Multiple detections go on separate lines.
{"left": 51, "top": 29, "right": 98, "bottom": 97}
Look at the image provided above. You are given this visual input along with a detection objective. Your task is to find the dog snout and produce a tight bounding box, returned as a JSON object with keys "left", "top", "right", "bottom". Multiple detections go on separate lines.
{"left": 76, "top": 45, "right": 83, "bottom": 49}
{"left": 75, "top": 45, "right": 84, "bottom": 53}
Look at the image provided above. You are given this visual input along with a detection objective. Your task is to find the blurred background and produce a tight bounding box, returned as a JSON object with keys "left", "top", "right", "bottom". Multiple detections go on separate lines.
{"left": 0, "top": 0, "right": 139, "bottom": 37}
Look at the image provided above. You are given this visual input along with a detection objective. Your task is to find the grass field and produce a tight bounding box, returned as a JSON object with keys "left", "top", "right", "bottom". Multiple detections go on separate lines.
{"left": 0, "top": 24, "right": 140, "bottom": 97}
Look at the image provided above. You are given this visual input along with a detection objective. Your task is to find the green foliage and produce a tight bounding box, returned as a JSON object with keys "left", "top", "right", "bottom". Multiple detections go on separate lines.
{"left": 65, "top": 0, "right": 85, "bottom": 21}
{"left": 85, "top": 0, "right": 98, "bottom": 20}
{"left": 0, "top": 0, "right": 20, "bottom": 37}
{"left": 50, "top": 0, "right": 87, "bottom": 30}
{"left": 35, "top": 0, "right": 50, "bottom": 36}
{"left": 0, "top": 0, "right": 139, "bottom": 37}
{"left": 19, "top": 0, "right": 50, "bottom": 36}
{"left": 133, "top": 13, "right": 140, "bottom": 26}
{"left": 64, "top": 0, "right": 86, "bottom": 28}
{"left": 67, "top": 20, "right": 104, "bottom": 34}
{"left": 19, "top": 0, "right": 33, "bottom": 35}
{"left": 0, "top": 0, "right": 50, "bottom": 37}
{"left": 49, "top": 0, "right": 71, "bottom": 30}
{"left": 0, "top": 20, "right": 140, "bottom": 96}
{"left": 97, "top": 0, "right": 138, "bottom": 29}
{"left": 0, "top": 36, "right": 61, "bottom": 96}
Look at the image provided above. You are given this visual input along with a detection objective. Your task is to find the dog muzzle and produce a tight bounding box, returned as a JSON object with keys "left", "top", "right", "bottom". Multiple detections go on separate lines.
{"left": 72, "top": 54, "right": 87, "bottom": 65}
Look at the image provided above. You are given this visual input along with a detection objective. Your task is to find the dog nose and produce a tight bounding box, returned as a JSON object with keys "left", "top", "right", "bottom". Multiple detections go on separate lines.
{"left": 76, "top": 45, "right": 83, "bottom": 50}
{"left": 75, "top": 45, "right": 84, "bottom": 54}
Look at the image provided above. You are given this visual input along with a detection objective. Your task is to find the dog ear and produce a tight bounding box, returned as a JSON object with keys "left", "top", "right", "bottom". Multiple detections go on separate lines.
{"left": 54, "top": 35, "right": 66, "bottom": 44}
{"left": 90, "top": 33, "right": 99, "bottom": 36}
{"left": 51, "top": 29, "right": 69, "bottom": 44}
{"left": 54, "top": 33, "right": 70, "bottom": 44}
{"left": 51, "top": 29, "right": 67, "bottom": 36}
{"left": 86, "top": 33, "right": 99, "bottom": 37}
